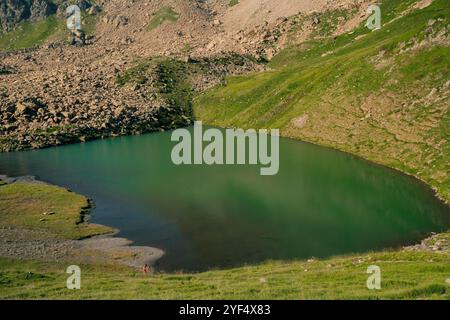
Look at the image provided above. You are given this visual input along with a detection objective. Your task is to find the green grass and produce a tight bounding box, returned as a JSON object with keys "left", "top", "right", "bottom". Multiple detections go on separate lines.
{"left": 310, "top": 8, "right": 354, "bottom": 38}
{"left": 155, "top": 59, "right": 193, "bottom": 113}
{"left": 0, "top": 15, "right": 63, "bottom": 51}
{"left": 229, "top": 0, "right": 239, "bottom": 7}
{"left": 147, "top": 6, "right": 180, "bottom": 31}
{"left": 0, "top": 249, "right": 448, "bottom": 299}
{"left": 116, "top": 59, "right": 153, "bottom": 86}
{"left": 116, "top": 57, "right": 193, "bottom": 115}
{"left": 0, "top": 181, "right": 448, "bottom": 299}
{"left": 0, "top": 6, "right": 100, "bottom": 52}
{"left": 194, "top": 0, "right": 450, "bottom": 203}
{"left": 117, "top": 54, "right": 259, "bottom": 116}
{"left": 1, "top": 0, "right": 449, "bottom": 300}
{"left": 0, "top": 182, "right": 112, "bottom": 240}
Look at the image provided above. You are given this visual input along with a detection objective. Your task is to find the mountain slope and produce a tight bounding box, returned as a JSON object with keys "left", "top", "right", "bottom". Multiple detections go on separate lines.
{"left": 0, "top": 0, "right": 371, "bottom": 151}
{"left": 195, "top": 0, "right": 450, "bottom": 202}
{"left": 0, "top": 0, "right": 56, "bottom": 32}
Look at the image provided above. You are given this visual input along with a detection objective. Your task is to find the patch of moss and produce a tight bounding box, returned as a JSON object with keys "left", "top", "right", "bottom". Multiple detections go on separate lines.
{"left": 147, "top": 6, "right": 179, "bottom": 31}
{"left": 155, "top": 59, "right": 193, "bottom": 114}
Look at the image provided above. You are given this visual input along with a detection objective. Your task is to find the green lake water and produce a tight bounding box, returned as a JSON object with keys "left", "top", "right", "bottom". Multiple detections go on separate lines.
{"left": 0, "top": 127, "right": 448, "bottom": 271}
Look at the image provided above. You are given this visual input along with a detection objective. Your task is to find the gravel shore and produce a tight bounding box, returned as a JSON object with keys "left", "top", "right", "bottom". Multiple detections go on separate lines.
{"left": 0, "top": 226, "right": 164, "bottom": 269}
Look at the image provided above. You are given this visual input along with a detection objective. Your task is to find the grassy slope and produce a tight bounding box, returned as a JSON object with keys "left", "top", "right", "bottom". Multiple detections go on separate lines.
{"left": 194, "top": 0, "right": 450, "bottom": 203}
{"left": 0, "top": 181, "right": 449, "bottom": 299}
{"left": 0, "top": 182, "right": 111, "bottom": 240}
{"left": 0, "top": 11, "right": 99, "bottom": 52}
{"left": 0, "top": 15, "right": 64, "bottom": 51}
{"left": 147, "top": 6, "right": 179, "bottom": 31}
{"left": 1, "top": 248, "right": 449, "bottom": 299}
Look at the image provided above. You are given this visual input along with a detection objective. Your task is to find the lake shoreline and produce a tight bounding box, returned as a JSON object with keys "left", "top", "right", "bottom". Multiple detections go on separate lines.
{"left": 0, "top": 126, "right": 449, "bottom": 272}
{"left": 1, "top": 174, "right": 449, "bottom": 300}
{"left": 0, "top": 171, "right": 448, "bottom": 272}
{"left": 280, "top": 134, "right": 450, "bottom": 207}
{"left": 0, "top": 175, "right": 165, "bottom": 270}
{"left": 3, "top": 124, "right": 448, "bottom": 207}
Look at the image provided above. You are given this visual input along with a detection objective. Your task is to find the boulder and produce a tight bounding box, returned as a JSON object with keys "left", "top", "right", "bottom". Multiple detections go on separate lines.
{"left": 0, "top": 65, "right": 14, "bottom": 75}
{"left": 14, "top": 98, "right": 46, "bottom": 119}
{"left": 15, "top": 103, "right": 36, "bottom": 117}
{"left": 68, "top": 29, "right": 86, "bottom": 46}
{"left": 57, "top": 0, "right": 92, "bottom": 18}
{"left": 29, "top": 0, "right": 57, "bottom": 21}
{"left": 114, "top": 15, "right": 129, "bottom": 27}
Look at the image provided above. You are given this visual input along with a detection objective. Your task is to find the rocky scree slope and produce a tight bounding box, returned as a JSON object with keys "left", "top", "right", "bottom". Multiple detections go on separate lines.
{"left": 0, "top": 0, "right": 381, "bottom": 151}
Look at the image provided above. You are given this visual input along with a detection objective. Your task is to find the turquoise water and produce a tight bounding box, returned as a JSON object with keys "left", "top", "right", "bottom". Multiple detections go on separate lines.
{"left": 0, "top": 128, "right": 448, "bottom": 271}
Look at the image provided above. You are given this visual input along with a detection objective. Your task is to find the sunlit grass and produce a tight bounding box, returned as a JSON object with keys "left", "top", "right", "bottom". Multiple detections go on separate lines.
{"left": 0, "top": 182, "right": 112, "bottom": 240}
{"left": 194, "top": 0, "right": 450, "bottom": 203}
{"left": 0, "top": 16, "right": 63, "bottom": 51}
{"left": 0, "top": 249, "right": 449, "bottom": 299}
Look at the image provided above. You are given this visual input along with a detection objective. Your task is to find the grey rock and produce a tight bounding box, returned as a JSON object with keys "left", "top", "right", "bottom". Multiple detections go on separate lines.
{"left": 0, "top": 0, "right": 56, "bottom": 31}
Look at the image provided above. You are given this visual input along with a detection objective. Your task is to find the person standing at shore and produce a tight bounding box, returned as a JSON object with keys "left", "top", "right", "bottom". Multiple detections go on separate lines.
{"left": 142, "top": 264, "right": 150, "bottom": 275}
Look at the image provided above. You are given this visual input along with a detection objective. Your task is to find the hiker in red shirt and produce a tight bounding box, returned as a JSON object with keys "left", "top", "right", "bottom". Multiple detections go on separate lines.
{"left": 141, "top": 264, "right": 150, "bottom": 275}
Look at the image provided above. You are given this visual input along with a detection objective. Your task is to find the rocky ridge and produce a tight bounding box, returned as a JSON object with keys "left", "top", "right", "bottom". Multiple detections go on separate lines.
{"left": 0, "top": 0, "right": 57, "bottom": 32}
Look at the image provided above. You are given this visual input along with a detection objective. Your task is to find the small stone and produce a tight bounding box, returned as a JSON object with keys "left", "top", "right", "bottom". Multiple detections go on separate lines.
{"left": 115, "top": 16, "right": 129, "bottom": 27}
